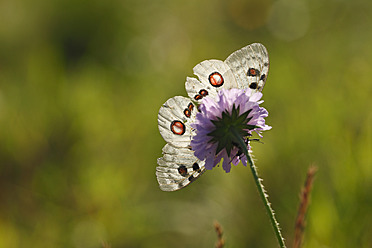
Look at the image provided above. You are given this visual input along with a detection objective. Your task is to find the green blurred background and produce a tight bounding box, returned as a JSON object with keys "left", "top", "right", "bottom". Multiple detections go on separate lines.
{"left": 0, "top": 0, "right": 371, "bottom": 247}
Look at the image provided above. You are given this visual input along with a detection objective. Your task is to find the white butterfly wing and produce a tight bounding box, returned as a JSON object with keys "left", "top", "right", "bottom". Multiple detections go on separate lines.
{"left": 158, "top": 96, "right": 197, "bottom": 148}
{"left": 157, "top": 96, "right": 206, "bottom": 191}
{"left": 156, "top": 144, "right": 206, "bottom": 191}
{"left": 185, "top": 59, "right": 238, "bottom": 103}
{"left": 225, "top": 43, "right": 269, "bottom": 92}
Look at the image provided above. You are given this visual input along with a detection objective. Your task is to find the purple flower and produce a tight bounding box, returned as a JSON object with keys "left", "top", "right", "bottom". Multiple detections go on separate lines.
{"left": 191, "top": 88, "right": 271, "bottom": 173}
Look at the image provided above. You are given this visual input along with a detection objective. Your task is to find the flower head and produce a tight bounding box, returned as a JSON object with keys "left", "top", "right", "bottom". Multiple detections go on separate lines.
{"left": 191, "top": 88, "right": 271, "bottom": 173}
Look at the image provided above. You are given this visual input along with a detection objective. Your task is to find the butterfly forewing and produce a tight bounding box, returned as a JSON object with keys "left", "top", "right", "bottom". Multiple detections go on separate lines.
{"left": 158, "top": 96, "right": 197, "bottom": 148}
{"left": 156, "top": 144, "right": 206, "bottom": 191}
{"left": 185, "top": 59, "right": 238, "bottom": 103}
{"left": 225, "top": 43, "right": 269, "bottom": 93}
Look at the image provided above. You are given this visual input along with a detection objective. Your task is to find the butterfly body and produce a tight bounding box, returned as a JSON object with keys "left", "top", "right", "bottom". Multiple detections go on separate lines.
{"left": 157, "top": 43, "right": 269, "bottom": 191}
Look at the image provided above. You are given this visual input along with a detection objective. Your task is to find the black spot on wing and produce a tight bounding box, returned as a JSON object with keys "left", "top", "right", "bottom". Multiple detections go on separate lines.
{"left": 249, "top": 82, "right": 258, "bottom": 89}
{"left": 260, "top": 74, "right": 266, "bottom": 81}
{"left": 192, "top": 162, "right": 200, "bottom": 171}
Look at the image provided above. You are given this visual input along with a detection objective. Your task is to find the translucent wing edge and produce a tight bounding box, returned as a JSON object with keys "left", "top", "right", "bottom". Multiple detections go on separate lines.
{"left": 225, "top": 43, "right": 270, "bottom": 92}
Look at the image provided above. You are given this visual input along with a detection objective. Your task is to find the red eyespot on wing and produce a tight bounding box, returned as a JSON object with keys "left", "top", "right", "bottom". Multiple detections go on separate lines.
{"left": 178, "top": 165, "right": 188, "bottom": 177}
{"left": 183, "top": 109, "right": 191, "bottom": 118}
{"left": 194, "top": 94, "right": 203, "bottom": 100}
{"left": 208, "top": 72, "right": 224, "bottom": 87}
{"left": 170, "top": 120, "right": 186, "bottom": 135}
{"left": 188, "top": 103, "right": 194, "bottom": 111}
{"left": 199, "top": 89, "right": 208, "bottom": 96}
{"left": 247, "top": 68, "right": 260, "bottom": 77}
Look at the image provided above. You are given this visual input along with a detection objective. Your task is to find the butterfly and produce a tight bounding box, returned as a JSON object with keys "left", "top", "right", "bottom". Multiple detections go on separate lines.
{"left": 156, "top": 43, "right": 269, "bottom": 191}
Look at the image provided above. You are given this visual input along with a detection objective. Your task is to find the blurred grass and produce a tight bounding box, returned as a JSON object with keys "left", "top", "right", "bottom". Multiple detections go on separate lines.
{"left": 0, "top": 0, "right": 372, "bottom": 247}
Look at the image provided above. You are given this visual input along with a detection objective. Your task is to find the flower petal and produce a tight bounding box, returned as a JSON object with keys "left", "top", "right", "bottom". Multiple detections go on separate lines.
{"left": 191, "top": 88, "right": 270, "bottom": 172}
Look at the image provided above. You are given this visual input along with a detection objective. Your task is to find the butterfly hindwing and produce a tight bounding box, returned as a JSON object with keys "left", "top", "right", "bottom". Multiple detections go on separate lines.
{"left": 185, "top": 59, "right": 238, "bottom": 103}
{"left": 158, "top": 96, "right": 197, "bottom": 148}
{"left": 156, "top": 144, "right": 206, "bottom": 191}
{"left": 225, "top": 43, "right": 269, "bottom": 93}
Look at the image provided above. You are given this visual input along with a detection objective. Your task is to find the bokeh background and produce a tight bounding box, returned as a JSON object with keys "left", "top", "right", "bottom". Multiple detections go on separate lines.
{"left": 0, "top": 0, "right": 371, "bottom": 247}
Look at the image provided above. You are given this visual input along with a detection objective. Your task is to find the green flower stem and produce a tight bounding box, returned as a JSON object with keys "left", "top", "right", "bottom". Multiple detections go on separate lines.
{"left": 231, "top": 128, "right": 287, "bottom": 248}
